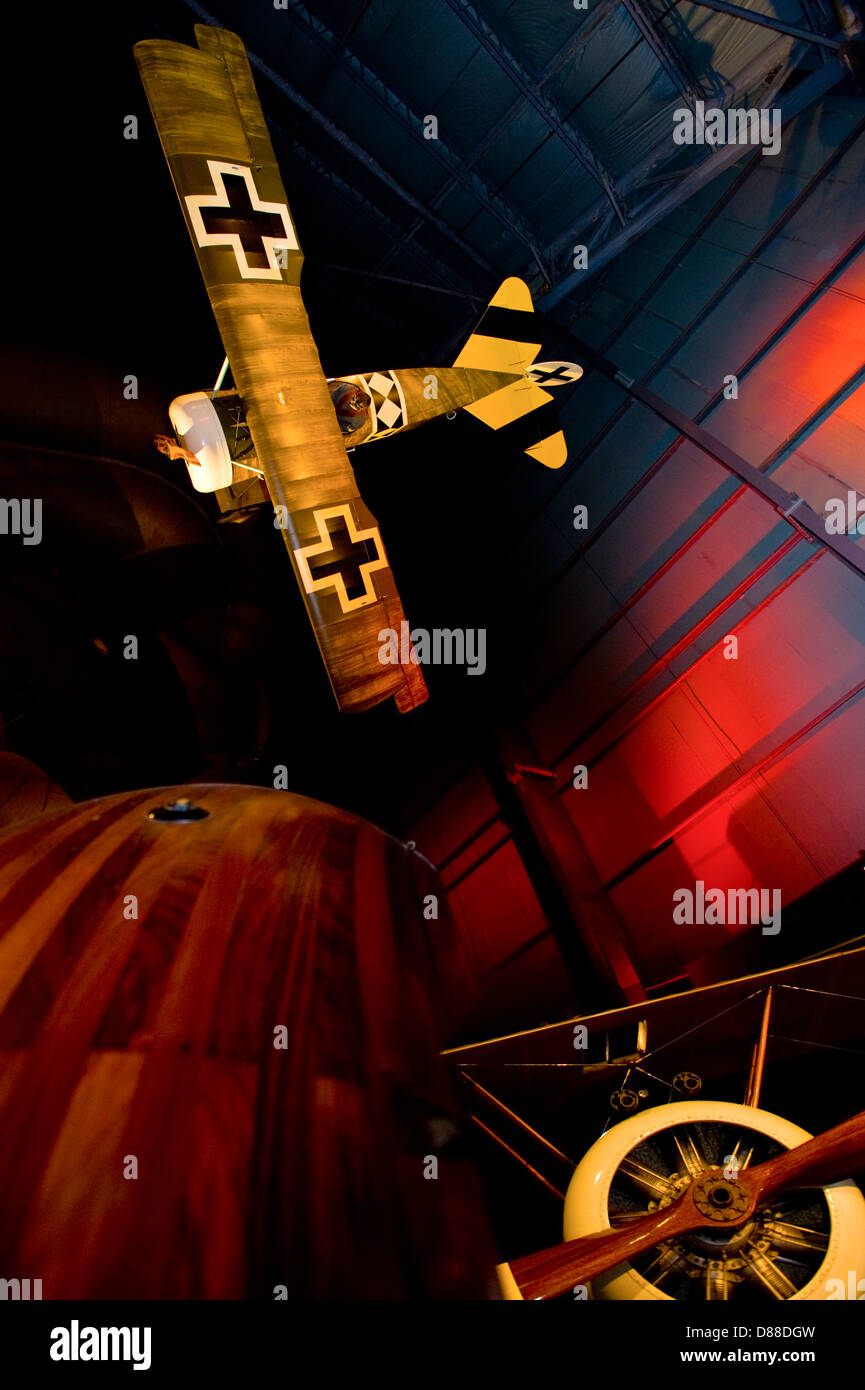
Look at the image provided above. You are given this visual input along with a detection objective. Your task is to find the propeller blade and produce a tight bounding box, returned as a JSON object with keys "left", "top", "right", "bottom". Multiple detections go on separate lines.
{"left": 497, "top": 1194, "right": 715, "bottom": 1300}
{"left": 747, "top": 1107, "right": 865, "bottom": 1204}
{"left": 498, "top": 1107, "right": 865, "bottom": 1301}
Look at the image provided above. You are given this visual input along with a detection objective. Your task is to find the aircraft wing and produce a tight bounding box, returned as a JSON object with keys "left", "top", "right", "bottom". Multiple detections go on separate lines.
{"left": 135, "top": 25, "right": 427, "bottom": 713}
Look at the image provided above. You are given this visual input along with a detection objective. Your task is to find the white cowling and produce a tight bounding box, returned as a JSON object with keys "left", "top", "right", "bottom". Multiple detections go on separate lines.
{"left": 563, "top": 1100, "right": 865, "bottom": 1300}
{"left": 168, "top": 392, "right": 234, "bottom": 493}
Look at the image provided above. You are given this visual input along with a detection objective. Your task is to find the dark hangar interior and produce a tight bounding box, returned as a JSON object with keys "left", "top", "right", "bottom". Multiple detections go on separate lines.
{"left": 2, "top": 0, "right": 865, "bottom": 1312}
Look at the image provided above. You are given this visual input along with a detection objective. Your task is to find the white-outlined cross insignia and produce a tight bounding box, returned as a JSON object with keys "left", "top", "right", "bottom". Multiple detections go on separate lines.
{"left": 185, "top": 160, "right": 298, "bottom": 281}
{"left": 293, "top": 505, "right": 388, "bottom": 613}
{"left": 526, "top": 360, "right": 584, "bottom": 388}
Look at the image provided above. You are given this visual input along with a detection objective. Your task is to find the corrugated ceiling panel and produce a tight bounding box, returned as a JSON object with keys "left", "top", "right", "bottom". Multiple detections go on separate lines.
{"left": 568, "top": 33, "right": 684, "bottom": 179}
{"left": 703, "top": 254, "right": 865, "bottom": 465}
{"left": 546, "top": 6, "right": 642, "bottom": 111}
{"left": 778, "top": 377, "right": 865, "bottom": 495}
{"left": 658, "top": 0, "right": 797, "bottom": 97}
{"left": 492, "top": 0, "right": 604, "bottom": 70}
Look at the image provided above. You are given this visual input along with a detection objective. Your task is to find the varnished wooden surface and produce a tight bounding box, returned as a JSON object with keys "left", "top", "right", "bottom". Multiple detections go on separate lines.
{"left": 0, "top": 783, "right": 493, "bottom": 1298}
{"left": 753, "top": 1106, "right": 865, "bottom": 1200}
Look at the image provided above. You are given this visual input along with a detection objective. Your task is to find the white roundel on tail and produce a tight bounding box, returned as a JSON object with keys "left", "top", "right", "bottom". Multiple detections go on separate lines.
{"left": 527, "top": 361, "right": 584, "bottom": 387}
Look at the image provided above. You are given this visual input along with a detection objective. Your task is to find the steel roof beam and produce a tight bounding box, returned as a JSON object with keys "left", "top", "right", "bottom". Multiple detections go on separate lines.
{"left": 289, "top": 144, "right": 481, "bottom": 296}
{"left": 536, "top": 30, "right": 793, "bottom": 286}
{"left": 526, "top": 203, "right": 865, "bottom": 588}
{"left": 379, "top": 0, "right": 624, "bottom": 283}
{"left": 337, "top": 0, "right": 374, "bottom": 47}
{"left": 790, "top": 0, "right": 832, "bottom": 61}
{"left": 441, "top": 0, "right": 628, "bottom": 227}
{"left": 534, "top": 361, "right": 865, "bottom": 707}
{"left": 253, "top": 54, "right": 495, "bottom": 279}
{"left": 621, "top": 0, "right": 704, "bottom": 106}
{"left": 284, "top": 0, "right": 550, "bottom": 279}
{"left": 177, "top": 0, "right": 494, "bottom": 282}
{"left": 542, "top": 53, "right": 841, "bottom": 305}
{"left": 313, "top": 261, "right": 483, "bottom": 303}
{"left": 597, "top": 149, "right": 760, "bottom": 351}
{"left": 537, "top": 106, "right": 865, "bottom": 490}
{"left": 536, "top": 318, "right": 865, "bottom": 584}
{"left": 687, "top": 0, "right": 842, "bottom": 49}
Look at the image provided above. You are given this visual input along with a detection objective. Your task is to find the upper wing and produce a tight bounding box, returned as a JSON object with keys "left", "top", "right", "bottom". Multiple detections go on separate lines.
{"left": 135, "top": 25, "right": 427, "bottom": 713}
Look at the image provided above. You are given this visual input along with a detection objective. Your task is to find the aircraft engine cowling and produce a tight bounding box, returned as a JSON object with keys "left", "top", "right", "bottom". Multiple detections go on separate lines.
{"left": 168, "top": 392, "right": 235, "bottom": 492}
{"left": 563, "top": 1100, "right": 865, "bottom": 1301}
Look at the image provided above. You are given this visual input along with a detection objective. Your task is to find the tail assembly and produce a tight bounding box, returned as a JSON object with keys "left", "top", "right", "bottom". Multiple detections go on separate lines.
{"left": 453, "top": 278, "right": 580, "bottom": 469}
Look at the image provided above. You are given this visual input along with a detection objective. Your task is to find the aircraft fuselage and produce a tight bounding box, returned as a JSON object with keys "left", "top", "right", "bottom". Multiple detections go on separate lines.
{"left": 326, "top": 365, "right": 523, "bottom": 448}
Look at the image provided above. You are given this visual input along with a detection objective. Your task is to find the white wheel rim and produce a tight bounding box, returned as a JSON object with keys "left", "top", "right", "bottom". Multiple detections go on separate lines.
{"left": 563, "top": 1101, "right": 865, "bottom": 1300}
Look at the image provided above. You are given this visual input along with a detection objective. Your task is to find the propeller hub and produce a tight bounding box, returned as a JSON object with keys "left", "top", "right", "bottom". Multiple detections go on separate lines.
{"left": 691, "top": 1169, "right": 751, "bottom": 1224}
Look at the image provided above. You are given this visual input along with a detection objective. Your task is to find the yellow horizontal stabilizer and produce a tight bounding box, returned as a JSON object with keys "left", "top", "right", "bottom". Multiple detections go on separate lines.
{"left": 525, "top": 430, "right": 568, "bottom": 469}
{"left": 454, "top": 332, "right": 541, "bottom": 376}
{"left": 464, "top": 380, "right": 552, "bottom": 429}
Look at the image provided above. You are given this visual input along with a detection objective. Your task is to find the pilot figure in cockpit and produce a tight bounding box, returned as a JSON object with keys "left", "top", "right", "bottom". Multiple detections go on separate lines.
{"left": 330, "top": 380, "right": 370, "bottom": 434}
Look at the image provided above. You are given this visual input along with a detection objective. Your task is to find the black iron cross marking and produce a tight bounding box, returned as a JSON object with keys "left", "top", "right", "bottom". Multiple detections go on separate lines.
{"left": 186, "top": 162, "right": 297, "bottom": 280}
{"left": 531, "top": 365, "right": 577, "bottom": 386}
{"left": 198, "top": 174, "right": 287, "bottom": 270}
{"left": 306, "top": 518, "right": 382, "bottom": 602}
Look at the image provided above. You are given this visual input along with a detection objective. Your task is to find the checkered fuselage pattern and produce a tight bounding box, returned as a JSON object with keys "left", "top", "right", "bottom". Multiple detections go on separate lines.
{"left": 327, "top": 365, "right": 523, "bottom": 448}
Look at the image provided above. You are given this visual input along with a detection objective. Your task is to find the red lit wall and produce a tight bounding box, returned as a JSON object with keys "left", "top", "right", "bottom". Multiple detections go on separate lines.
{"left": 411, "top": 94, "right": 865, "bottom": 1016}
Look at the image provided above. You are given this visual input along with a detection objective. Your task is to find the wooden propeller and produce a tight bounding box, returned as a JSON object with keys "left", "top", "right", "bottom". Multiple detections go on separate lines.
{"left": 497, "top": 1106, "right": 865, "bottom": 1300}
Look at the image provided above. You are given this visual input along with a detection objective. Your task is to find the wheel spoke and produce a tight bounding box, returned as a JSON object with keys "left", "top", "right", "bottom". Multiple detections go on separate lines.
{"left": 642, "top": 1244, "right": 687, "bottom": 1285}
{"left": 610, "top": 1209, "right": 654, "bottom": 1227}
{"left": 769, "top": 1192, "right": 823, "bottom": 1216}
{"left": 705, "top": 1260, "right": 731, "bottom": 1300}
{"left": 740, "top": 1244, "right": 799, "bottom": 1299}
{"left": 671, "top": 1131, "right": 706, "bottom": 1179}
{"left": 760, "top": 1219, "right": 829, "bottom": 1256}
{"left": 618, "top": 1156, "right": 678, "bottom": 1201}
{"left": 726, "top": 1136, "right": 755, "bottom": 1174}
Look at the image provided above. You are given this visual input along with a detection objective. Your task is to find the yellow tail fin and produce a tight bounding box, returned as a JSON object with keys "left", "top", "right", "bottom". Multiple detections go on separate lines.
{"left": 453, "top": 278, "right": 567, "bottom": 469}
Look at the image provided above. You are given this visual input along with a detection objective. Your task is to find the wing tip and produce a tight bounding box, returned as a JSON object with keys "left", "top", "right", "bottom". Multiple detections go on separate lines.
{"left": 394, "top": 665, "right": 430, "bottom": 712}
{"left": 194, "top": 22, "right": 245, "bottom": 54}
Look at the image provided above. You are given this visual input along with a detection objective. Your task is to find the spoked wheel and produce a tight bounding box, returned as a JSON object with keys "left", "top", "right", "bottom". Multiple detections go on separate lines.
{"left": 563, "top": 1102, "right": 865, "bottom": 1301}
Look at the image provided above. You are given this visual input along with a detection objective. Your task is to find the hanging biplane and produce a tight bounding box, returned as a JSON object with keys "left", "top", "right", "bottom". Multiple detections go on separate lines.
{"left": 135, "top": 25, "right": 582, "bottom": 715}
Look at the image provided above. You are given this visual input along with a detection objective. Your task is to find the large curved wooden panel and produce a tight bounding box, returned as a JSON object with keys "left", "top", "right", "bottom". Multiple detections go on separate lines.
{"left": 0, "top": 784, "right": 493, "bottom": 1298}
{"left": 0, "top": 753, "right": 71, "bottom": 832}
